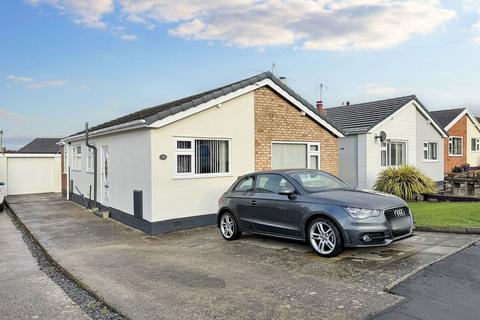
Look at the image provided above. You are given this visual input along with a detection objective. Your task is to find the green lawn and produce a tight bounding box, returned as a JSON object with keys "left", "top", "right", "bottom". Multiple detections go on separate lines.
{"left": 408, "top": 201, "right": 480, "bottom": 228}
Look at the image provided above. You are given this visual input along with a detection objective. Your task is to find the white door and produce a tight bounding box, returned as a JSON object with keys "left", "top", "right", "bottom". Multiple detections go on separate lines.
{"left": 100, "top": 146, "right": 110, "bottom": 205}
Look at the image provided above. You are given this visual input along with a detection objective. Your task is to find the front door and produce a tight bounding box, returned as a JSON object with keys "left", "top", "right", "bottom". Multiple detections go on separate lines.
{"left": 100, "top": 146, "right": 110, "bottom": 205}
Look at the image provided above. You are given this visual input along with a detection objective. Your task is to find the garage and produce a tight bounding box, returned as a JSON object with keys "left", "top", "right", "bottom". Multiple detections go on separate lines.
{"left": 0, "top": 153, "right": 61, "bottom": 195}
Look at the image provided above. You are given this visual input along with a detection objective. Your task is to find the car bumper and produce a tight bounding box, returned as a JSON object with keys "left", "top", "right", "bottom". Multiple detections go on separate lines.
{"left": 341, "top": 216, "right": 415, "bottom": 248}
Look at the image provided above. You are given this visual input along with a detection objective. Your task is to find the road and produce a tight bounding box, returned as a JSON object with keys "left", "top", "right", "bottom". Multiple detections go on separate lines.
{"left": 374, "top": 242, "right": 480, "bottom": 320}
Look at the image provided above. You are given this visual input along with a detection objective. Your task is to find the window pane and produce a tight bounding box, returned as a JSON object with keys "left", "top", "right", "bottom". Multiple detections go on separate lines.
{"left": 390, "top": 143, "right": 397, "bottom": 166}
{"left": 234, "top": 176, "right": 254, "bottom": 192}
{"left": 430, "top": 143, "right": 437, "bottom": 160}
{"left": 195, "top": 140, "right": 229, "bottom": 174}
{"left": 177, "top": 155, "right": 192, "bottom": 173}
{"left": 177, "top": 140, "right": 191, "bottom": 149}
{"left": 272, "top": 143, "right": 307, "bottom": 169}
{"left": 310, "top": 144, "right": 319, "bottom": 152}
{"left": 255, "top": 174, "right": 293, "bottom": 193}
{"left": 381, "top": 150, "right": 387, "bottom": 166}
{"left": 309, "top": 155, "right": 319, "bottom": 169}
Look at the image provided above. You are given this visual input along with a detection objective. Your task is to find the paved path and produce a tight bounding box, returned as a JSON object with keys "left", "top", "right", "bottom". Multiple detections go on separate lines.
{"left": 7, "top": 193, "right": 480, "bottom": 320}
{"left": 0, "top": 212, "right": 89, "bottom": 320}
{"left": 374, "top": 242, "right": 480, "bottom": 320}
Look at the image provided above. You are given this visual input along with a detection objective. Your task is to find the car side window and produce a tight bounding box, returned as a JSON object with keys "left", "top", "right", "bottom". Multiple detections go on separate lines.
{"left": 255, "top": 174, "right": 294, "bottom": 194}
{"left": 233, "top": 176, "right": 254, "bottom": 192}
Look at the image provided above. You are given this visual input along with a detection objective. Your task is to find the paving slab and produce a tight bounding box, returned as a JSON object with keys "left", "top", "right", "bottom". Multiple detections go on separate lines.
{"left": 7, "top": 193, "right": 480, "bottom": 320}
{"left": 0, "top": 212, "right": 89, "bottom": 320}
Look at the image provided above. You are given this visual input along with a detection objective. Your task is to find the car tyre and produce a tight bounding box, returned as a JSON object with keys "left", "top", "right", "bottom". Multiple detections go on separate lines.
{"left": 219, "top": 212, "right": 242, "bottom": 241}
{"left": 308, "top": 217, "right": 343, "bottom": 257}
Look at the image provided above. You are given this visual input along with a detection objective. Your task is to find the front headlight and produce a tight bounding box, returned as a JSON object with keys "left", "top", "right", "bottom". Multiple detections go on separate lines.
{"left": 345, "top": 207, "right": 381, "bottom": 219}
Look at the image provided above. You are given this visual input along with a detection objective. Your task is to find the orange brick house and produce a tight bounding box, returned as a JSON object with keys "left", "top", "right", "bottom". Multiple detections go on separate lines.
{"left": 431, "top": 108, "right": 480, "bottom": 173}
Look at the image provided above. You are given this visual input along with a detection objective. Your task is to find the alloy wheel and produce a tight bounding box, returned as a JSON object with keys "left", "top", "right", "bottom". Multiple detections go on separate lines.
{"left": 309, "top": 222, "right": 336, "bottom": 255}
{"left": 220, "top": 214, "right": 235, "bottom": 239}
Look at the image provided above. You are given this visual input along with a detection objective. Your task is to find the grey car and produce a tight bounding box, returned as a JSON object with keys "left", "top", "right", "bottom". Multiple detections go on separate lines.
{"left": 217, "top": 169, "right": 414, "bottom": 257}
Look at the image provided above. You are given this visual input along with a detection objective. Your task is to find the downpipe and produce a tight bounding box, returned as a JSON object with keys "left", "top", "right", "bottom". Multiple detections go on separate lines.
{"left": 85, "top": 122, "right": 98, "bottom": 209}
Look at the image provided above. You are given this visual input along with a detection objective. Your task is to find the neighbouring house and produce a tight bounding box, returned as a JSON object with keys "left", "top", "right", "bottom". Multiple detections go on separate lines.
{"left": 431, "top": 108, "right": 480, "bottom": 173}
{"left": 60, "top": 72, "right": 344, "bottom": 235}
{"left": 1, "top": 138, "right": 62, "bottom": 195}
{"left": 324, "top": 95, "right": 447, "bottom": 189}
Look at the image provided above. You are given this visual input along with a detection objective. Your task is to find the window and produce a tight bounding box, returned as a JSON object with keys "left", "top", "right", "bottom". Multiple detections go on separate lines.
{"left": 448, "top": 137, "right": 463, "bottom": 156}
{"left": 255, "top": 174, "right": 294, "bottom": 194}
{"left": 175, "top": 138, "right": 230, "bottom": 176}
{"left": 271, "top": 142, "right": 320, "bottom": 170}
{"left": 86, "top": 146, "right": 95, "bottom": 172}
{"left": 291, "top": 170, "right": 351, "bottom": 193}
{"left": 380, "top": 141, "right": 407, "bottom": 167}
{"left": 423, "top": 142, "right": 438, "bottom": 161}
{"left": 471, "top": 138, "right": 480, "bottom": 152}
{"left": 234, "top": 176, "right": 254, "bottom": 192}
{"left": 73, "top": 145, "right": 82, "bottom": 170}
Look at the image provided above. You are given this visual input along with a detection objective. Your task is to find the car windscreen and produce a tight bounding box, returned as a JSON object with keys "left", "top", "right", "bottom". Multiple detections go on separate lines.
{"left": 290, "top": 171, "right": 352, "bottom": 193}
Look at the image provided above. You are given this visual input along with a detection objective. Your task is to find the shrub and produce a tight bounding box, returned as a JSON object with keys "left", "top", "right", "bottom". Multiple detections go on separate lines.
{"left": 374, "top": 165, "right": 436, "bottom": 200}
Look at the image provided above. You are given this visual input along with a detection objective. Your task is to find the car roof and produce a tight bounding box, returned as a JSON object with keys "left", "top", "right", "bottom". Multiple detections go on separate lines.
{"left": 238, "top": 169, "right": 328, "bottom": 179}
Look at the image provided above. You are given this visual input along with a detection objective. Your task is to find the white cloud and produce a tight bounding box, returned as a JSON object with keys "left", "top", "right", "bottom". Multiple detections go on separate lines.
{"left": 26, "top": 0, "right": 456, "bottom": 50}
{"left": 0, "top": 108, "right": 27, "bottom": 123}
{"left": 6, "top": 75, "right": 67, "bottom": 89}
{"left": 363, "top": 83, "right": 413, "bottom": 97}
{"left": 74, "top": 86, "right": 89, "bottom": 91}
{"left": 464, "top": 0, "right": 480, "bottom": 42}
{"left": 27, "top": 0, "right": 114, "bottom": 28}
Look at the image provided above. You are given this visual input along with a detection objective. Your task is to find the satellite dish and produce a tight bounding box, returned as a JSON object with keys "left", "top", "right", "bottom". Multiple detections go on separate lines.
{"left": 376, "top": 131, "right": 387, "bottom": 142}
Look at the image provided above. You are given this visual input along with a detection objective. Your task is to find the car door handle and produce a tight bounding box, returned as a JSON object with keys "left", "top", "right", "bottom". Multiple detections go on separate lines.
{"left": 250, "top": 200, "right": 257, "bottom": 206}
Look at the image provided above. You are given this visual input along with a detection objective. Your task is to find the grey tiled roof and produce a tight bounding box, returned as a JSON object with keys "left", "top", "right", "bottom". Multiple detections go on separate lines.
{"left": 430, "top": 108, "right": 465, "bottom": 128}
{"left": 70, "top": 72, "right": 343, "bottom": 137}
{"left": 17, "top": 138, "right": 62, "bottom": 154}
{"left": 324, "top": 95, "right": 446, "bottom": 136}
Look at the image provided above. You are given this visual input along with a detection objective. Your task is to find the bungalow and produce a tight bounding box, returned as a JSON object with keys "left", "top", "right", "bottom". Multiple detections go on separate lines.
{"left": 431, "top": 108, "right": 480, "bottom": 172}
{"left": 61, "top": 72, "right": 344, "bottom": 235}
{"left": 324, "top": 95, "right": 447, "bottom": 189}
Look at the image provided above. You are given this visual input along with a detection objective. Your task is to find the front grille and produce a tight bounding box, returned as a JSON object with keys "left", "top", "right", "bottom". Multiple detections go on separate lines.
{"left": 384, "top": 206, "right": 410, "bottom": 222}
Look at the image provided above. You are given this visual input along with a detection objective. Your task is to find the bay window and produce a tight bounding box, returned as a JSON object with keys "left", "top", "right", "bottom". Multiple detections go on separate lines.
{"left": 175, "top": 138, "right": 230, "bottom": 176}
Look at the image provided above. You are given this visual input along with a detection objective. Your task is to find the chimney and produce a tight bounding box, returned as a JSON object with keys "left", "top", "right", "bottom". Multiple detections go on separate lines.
{"left": 279, "top": 76, "right": 287, "bottom": 84}
{"left": 316, "top": 100, "right": 324, "bottom": 112}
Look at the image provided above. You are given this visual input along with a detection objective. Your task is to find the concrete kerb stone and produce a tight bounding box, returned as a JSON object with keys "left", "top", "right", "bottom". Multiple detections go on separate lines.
{"left": 416, "top": 226, "right": 480, "bottom": 235}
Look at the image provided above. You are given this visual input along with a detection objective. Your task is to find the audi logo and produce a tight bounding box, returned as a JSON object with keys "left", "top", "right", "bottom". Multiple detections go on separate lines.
{"left": 394, "top": 209, "right": 406, "bottom": 217}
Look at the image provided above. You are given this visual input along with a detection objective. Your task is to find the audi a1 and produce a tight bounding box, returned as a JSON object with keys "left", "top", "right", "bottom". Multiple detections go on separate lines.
{"left": 217, "top": 169, "right": 414, "bottom": 257}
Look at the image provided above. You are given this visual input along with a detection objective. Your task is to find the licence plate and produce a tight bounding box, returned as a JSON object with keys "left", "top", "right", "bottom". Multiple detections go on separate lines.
{"left": 390, "top": 216, "right": 411, "bottom": 230}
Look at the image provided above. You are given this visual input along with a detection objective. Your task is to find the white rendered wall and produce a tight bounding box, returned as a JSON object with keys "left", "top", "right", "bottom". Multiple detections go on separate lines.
{"left": 467, "top": 117, "right": 480, "bottom": 166}
{"left": 69, "top": 129, "right": 153, "bottom": 221}
{"left": 150, "top": 92, "right": 255, "bottom": 222}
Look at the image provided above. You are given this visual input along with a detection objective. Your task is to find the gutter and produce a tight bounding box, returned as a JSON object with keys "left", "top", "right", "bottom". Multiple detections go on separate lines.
{"left": 62, "top": 119, "right": 146, "bottom": 143}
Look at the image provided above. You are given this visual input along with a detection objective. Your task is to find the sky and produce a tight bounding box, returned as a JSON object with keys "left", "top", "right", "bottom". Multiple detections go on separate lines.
{"left": 1, "top": 0, "right": 480, "bottom": 149}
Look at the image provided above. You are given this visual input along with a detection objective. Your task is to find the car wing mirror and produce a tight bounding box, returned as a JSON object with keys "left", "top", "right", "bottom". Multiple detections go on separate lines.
{"left": 278, "top": 186, "right": 296, "bottom": 199}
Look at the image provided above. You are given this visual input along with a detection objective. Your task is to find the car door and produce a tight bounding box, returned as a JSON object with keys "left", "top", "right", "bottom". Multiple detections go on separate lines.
{"left": 229, "top": 175, "right": 256, "bottom": 230}
{"left": 249, "top": 174, "right": 303, "bottom": 237}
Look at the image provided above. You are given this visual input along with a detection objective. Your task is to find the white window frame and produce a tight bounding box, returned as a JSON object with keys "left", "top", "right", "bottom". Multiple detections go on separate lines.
{"left": 448, "top": 136, "right": 463, "bottom": 156}
{"left": 63, "top": 145, "right": 69, "bottom": 174}
{"left": 86, "top": 145, "right": 95, "bottom": 173}
{"left": 380, "top": 140, "right": 408, "bottom": 167}
{"left": 471, "top": 138, "right": 480, "bottom": 152}
{"left": 72, "top": 145, "right": 82, "bottom": 171}
{"left": 423, "top": 142, "right": 438, "bottom": 162}
{"left": 174, "top": 137, "right": 232, "bottom": 179}
{"left": 271, "top": 141, "right": 321, "bottom": 170}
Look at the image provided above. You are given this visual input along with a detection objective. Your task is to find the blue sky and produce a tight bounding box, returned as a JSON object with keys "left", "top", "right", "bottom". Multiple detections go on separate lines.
{"left": 1, "top": 0, "right": 480, "bottom": 149}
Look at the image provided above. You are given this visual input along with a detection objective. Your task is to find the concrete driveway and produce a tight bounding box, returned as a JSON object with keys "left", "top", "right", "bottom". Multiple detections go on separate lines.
{"left": 6, "top": 193, "right": 479, "bottom": 320}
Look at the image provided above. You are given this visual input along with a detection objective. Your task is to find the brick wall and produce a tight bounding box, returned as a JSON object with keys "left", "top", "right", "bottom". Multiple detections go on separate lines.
{"left": 254, "top": 87, "right": 338, "bottom": 175}
{"left": 444, "top": 114, "right": 468, "bottom": 173}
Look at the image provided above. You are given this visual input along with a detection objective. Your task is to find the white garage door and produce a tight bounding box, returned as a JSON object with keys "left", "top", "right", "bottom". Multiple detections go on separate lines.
{"left": 0, "top": 155, "right": 61, "bottom": 195}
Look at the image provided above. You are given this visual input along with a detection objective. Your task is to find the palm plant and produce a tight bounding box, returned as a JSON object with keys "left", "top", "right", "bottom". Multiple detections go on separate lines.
{"left": 374, "top": 165, "right": 436, "bottom": 200}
